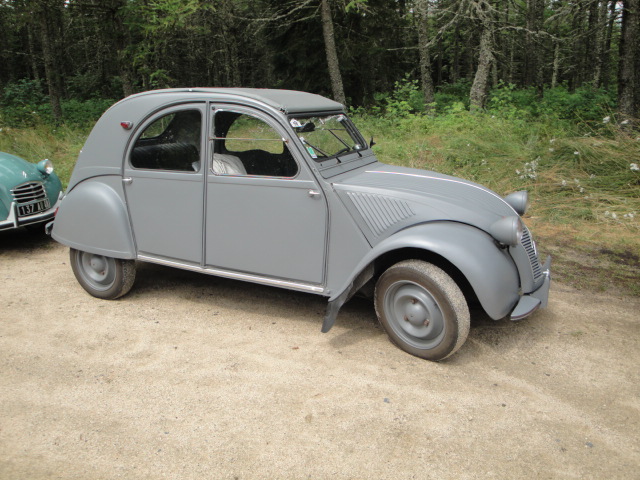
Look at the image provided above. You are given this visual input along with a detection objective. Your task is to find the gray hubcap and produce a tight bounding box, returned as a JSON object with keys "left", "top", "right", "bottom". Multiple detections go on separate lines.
{"left": 78, "top": 252, "right": 116, "bottom": 291}
{"left": 383, "top": 281, "right": 445, "bottom": 349}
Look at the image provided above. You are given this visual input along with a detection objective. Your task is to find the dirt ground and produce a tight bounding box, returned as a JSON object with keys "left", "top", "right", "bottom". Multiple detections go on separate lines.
{"left": 1, "top": 229, "right": 639, "bottom": 480}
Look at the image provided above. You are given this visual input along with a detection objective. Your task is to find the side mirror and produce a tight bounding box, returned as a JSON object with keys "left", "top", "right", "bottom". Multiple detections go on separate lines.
{"left": 369, "top": 136, "right": 376, "bottom": 147}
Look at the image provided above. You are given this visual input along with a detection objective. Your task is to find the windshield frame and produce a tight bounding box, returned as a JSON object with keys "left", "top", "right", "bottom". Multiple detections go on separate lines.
{"left": 289, "top": 112, "right": 368, "bottom": 164}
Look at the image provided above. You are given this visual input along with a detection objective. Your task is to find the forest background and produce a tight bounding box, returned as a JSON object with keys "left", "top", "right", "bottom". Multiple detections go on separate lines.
{"left": 0, "top": 0, "right": 638, "bottom": 294}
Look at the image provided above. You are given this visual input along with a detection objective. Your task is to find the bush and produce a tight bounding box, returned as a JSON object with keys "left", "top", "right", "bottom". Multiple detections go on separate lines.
{"left": 540, "top": 85, "right": 615, "bottom": 124}
{"left": 434, "top": 81, "right": 472, "bottom": 112}
{"left": 0, "top": 79, "right": 50, "bottom": 126}
{"left": 0, "top": 80, "right": 115, "bottom": 127}
{"left": 487, "top": 82, "right": 616, "bottom": 127}
{"left": 61, "top": 98, "right": 115, "bottom": 126}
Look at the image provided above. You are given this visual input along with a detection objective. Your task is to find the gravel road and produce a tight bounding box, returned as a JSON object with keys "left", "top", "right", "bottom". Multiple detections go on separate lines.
{"left": 1, "top": 229, "right": 639, "bottom": 479}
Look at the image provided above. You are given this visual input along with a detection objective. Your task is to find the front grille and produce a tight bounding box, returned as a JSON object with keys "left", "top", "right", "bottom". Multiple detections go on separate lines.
{"left": 521, "top": 226, "right": 543, "bottom": 282}
{"left": 11, "top": 181, "right": 47, "bottom": 204}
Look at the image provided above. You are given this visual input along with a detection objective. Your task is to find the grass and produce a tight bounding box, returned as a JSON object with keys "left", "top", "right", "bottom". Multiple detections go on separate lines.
{"left": 1, "top": 111, "right": 638, "bottom": 296}
{"left": 0, "top": 124, "right": 88, "bottom": 186}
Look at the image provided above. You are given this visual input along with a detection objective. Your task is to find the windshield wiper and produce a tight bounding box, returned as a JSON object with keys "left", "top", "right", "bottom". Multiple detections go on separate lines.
{"left": 300, "top": 138, "right": 335, "bottom": 161}
{"left": 327, "top": 128, "right": 352, "bottom": 151}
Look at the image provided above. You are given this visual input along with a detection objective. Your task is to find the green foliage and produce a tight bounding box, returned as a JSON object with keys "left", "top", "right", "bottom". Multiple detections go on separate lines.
{"left": 541, "top": 86, "right": 615, "bottom": 124}
{"left": 122, "top": 0, "right": 210, "bottom": 90}
{"left": 345, "top": 0, "right": 369, "bottom": 12}
{"left": 0, "top": 79, "right": 49, "bottom": 126}
{"left": 371, "top": 75, "right": 424, "bottom": 117}
{"left": 370, "top": 80, "right": 476, "bottom": 116}
{"left": 0, "top": 80, "right": 114, "bottom": 127}
{"left": 487, "top": 83, "right": 617, "bottom": 127}
{"left": 433, "top": 81, "right": 472, "bottom": 112}
{"left": 60, "top": 99, "right": 115, "bottom": 126}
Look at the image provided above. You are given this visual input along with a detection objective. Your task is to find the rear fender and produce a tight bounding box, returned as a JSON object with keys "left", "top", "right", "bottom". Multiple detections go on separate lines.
{"left": 331, "top": 222, "right": 520, "bottom": 321}
{"left": 51, "top": 177, "right": 135, "bottom": 259}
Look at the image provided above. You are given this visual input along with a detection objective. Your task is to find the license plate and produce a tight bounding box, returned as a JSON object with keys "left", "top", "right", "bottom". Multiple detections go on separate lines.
{"left": 18, "top": 199, "right": 50, "bottom": 217}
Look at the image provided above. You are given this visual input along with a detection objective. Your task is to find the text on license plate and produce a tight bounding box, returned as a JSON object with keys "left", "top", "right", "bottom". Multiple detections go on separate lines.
{"left": 18, "top": 199, "right": 50, "bottom": 217}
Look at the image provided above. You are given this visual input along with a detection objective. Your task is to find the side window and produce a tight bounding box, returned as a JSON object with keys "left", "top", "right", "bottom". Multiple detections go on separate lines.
{"left": 131, "top": 110, "right": 202, "bottom": 172}
{"left": 211, "top": 111, "right": 298, "bottom": 178}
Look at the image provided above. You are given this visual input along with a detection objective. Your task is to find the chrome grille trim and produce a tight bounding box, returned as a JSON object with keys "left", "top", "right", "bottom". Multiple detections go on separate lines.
{"left": 521, "top": 226, "right": 543, "bottom": 282}
{"left": 11, "top": 182, "right": 47, "bottom": 204}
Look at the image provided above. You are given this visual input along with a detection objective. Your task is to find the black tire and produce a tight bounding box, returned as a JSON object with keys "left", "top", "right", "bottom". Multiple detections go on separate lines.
{"left": 374, "top": 260, "right": 470, "bottom": 361}
{"left": 69, "top": 248, "right": 136, "bottom": 299}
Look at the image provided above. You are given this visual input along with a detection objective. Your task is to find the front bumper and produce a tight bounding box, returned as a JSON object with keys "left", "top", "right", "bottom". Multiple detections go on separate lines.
{"left": 510, "top": 255, "right": 552, "bottom": 321}
{"left": 0, "top": 192, "right": 63, "bottom": 231}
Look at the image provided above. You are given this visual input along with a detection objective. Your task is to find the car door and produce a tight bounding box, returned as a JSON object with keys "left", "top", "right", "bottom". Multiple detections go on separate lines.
{"left": 124, "top": 104, "right": 206, "bottom": 264}
{"left": 205, "top": 107, "right": 327, "bottom": 285}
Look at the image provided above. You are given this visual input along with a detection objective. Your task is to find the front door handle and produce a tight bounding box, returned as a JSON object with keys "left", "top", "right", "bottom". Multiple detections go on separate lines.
{"left": 308, "top": 189, "right": 321, "bottom": 198}
{"left": 123, "top": 177, "right": 133, "bottom": 185}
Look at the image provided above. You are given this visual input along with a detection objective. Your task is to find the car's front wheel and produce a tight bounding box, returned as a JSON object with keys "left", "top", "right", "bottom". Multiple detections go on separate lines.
{"left": 70, "top": 248, "right": 136, "bottom": 299}
{"left": 374, "top": 260, "right": 470, "bottom": 361}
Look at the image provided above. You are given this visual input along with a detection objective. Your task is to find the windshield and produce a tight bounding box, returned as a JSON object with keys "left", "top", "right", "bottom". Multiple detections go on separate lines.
{"left": 290, "top": 114, "right": 365, "bottom": 161}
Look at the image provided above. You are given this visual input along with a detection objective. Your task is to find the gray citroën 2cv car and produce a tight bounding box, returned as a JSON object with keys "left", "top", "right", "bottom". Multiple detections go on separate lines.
{"left": 50, "top": 88, "right": 551, "bottom": 361}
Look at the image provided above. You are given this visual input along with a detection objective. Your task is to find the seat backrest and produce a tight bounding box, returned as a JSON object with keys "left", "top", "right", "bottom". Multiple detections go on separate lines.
{"left": 212, "top": 153, "right": 247, "bottom": 175}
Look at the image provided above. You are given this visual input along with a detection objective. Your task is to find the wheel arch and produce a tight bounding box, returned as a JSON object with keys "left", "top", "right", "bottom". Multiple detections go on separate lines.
{"left": 330, "top": 222, "right": 520, "bottom": 321}
{"left": 51, "top": 177, "right": 136, "bottom": 259}
{"left": 371, "top": 246, "right": 476, "bottom": 304}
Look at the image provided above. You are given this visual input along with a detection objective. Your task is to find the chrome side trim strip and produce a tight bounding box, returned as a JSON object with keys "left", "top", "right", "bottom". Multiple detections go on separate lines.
{"left": 137, "top": 254, "right": 325, "bottom": 294}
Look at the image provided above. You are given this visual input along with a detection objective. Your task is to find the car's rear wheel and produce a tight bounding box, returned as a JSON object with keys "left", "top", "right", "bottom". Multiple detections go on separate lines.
{"left": 374, "top": 260, "right": 470, "bottom": 361}
{"left": 70, "top": 248, "right": 136, "bottom": 299}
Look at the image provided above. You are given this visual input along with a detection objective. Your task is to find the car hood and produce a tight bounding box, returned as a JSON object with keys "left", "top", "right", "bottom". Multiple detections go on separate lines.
{"left": 0, "top": 152, "right": 41, "bottom": 188}
{"left": 333, "top": 163, "right": 517, "bottom": 243}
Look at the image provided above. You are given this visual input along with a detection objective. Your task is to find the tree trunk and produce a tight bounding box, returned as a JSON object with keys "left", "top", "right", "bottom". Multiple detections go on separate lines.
{"left": 452, "top": 24, "right": 460, "bottom": 83}
{"left": 618, "top": 0, "right": 639, "bottom": 119}
{"left": 27, "top": 25, "right": 41, "bottom": 84}
{"left": 320, "top": 0, "right": 346, "bottom": 105}
{"left": 36, "top": 4, "right": 63, "bottom": 123}
{"left": 602, "top": 0, "right": 617, "bottom": 89}
{"left": 109, "top": 0, "right": 135, "bottom": 97}
{"left": 585, "top": 0, "right": 600, "bottom": 86}
{"left": 525, "top": 0, "right": 544, "bottom": 96}
{"left": 470, "top": 23, "right": 494, "bottom": 111}
{"left": 551, "top": 41, "right": 560, "bottom": 88}
{"left": 592, "top": 0, "right": 609, "bottom": 88}
{"left": 415, "top": 0, "right": 435, "bottom": 112}
{"left": 569, "top": 4, "right": 585, "bottom": 91}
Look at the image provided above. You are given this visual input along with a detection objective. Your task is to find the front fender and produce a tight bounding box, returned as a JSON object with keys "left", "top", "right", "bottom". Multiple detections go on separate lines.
{"left": 333, "top": 222, "right": 520, "bottom": 320}
{"left": 51, "top": 177, "right": 135, "bottom": 259}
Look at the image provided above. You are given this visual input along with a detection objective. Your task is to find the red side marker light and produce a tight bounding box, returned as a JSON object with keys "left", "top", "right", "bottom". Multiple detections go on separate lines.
{"left": 120, "top": 121, "right": 133, "bottom": 130}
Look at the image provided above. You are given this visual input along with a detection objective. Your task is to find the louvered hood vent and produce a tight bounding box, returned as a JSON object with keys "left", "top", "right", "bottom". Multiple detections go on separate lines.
{"left": 345, "top": 192, "right": 415, "bottom": 238}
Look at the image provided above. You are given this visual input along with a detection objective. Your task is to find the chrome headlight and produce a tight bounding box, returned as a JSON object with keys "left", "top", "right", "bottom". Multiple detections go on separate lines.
{"left": 489, "top": 216, "right": 523, "bottom": 246}
{"left": 504, "top": 190, "right": 529, "bottom": 216}
{"left": 37, "top": 159, "right": 54, "bottom": 175}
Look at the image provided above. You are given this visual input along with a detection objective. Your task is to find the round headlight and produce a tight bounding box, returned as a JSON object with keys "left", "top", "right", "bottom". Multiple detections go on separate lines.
{"left": 37, "top": 158, "right": 54, "bottom": 175}
{"left": 504, "top": 190, "right": 529, "bottom": 216}
{"left": 489, "top": 216, "right": 523, "bottom": 246}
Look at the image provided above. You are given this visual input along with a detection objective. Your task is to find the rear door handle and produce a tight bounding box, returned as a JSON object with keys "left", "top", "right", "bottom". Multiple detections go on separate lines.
{"left": 308, "top": 189, "right": 321, "bottom": 198}
{"left": 123, "top": 177, "right": 133, "bottom": 185}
